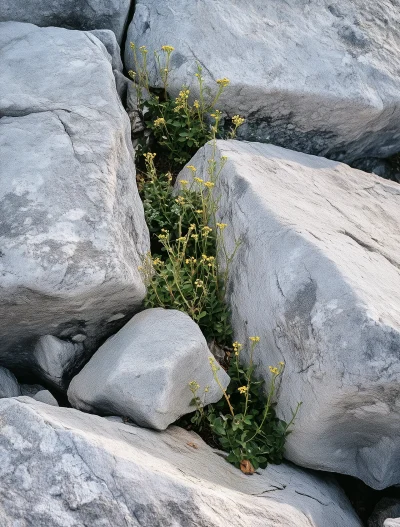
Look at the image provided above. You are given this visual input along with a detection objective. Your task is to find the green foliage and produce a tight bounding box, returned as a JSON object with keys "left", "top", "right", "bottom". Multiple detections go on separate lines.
{"left": 189, "top": 340, "right": 302, "bottom": 472}
{"left": 132, "top": 43, "right": 300, "bottom": 472}
{"left": 139, "top": 148, "right": 240, "bottom": 345}
{"left": 129, "top": 43, "right": 244, "bottom": 171}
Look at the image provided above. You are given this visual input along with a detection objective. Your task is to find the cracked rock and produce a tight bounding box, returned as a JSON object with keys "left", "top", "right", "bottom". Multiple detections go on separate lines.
{"left": 0, "top": 22, "right": 149, "bottom": 376}
{"left": 0, "top": 397, "right": 362, "bottom": 526}
{"left": 126, "top": 0, "right": 400, "bottom": 163}
{"left": 177, "top": 140, "right": 400, "bottom": 489}
{"left": 68, "top": 308, "right": 230, "bottom": 430}
{"left": 0, "top": 0, "right": 132, "bottom": 44}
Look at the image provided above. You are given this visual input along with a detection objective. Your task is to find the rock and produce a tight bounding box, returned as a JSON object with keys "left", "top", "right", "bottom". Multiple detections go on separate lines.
{"left": 385, "top": 520, "right": 400, "bottom": 527}
{"left": 0, "top": 0, "right": 132, "bottom": 44}
{"left": 33, "top": 335, "right": 84, "bottom": 391}
{"left": 68, "top": 308, "right": 230, "bottom": 430}
{"left": 0, "top": 397, "right": 363, "bottom": 526}
{"left": 352, "top": 157, "right": 400, "bottom": 185}
{"left": 89, "top": 29, "right": 130, "bottom": 103}
{"left": 0, "top": 23, "right": 149, "bottom": 375}
{"left": 0, "top": 367, "right": 21, "bottom": 398}
{"left": 177, "top": 140, "right": 400, "bottom": 489}
{"left": 369, "top": 498, "right": 400, "bottom": 527}
{"left": 20, "top": 384, "right": 46, "bottom": 397}
{"left": 126, "top": 0, "right": 400, "bottom": 163}
{"left": 32, "top": 390, "right": 59, "bottom": 407}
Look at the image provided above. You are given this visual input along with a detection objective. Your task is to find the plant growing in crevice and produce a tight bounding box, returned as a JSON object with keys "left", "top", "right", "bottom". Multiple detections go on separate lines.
{"left": 188, "top": 338, "right": 302, "bottom": 472}
{"left": 132, "top": 44, "right": 300, "bottom": 472}
{"left": 139, "top": 135, "right": 240, "bottom": 345}
{"left": 129, "top": 43, "right": 244, "bottom": 171}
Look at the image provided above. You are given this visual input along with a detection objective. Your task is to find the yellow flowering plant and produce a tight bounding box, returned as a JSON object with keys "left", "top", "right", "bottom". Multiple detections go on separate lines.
{"left": 129, "top": 43, "right": 244, "bottom": 170}
{"left": 187, "top": 338, "right": 302, "bottom": 471}
{"left": 139, "top": 136, "right": 240, "bottom": 344}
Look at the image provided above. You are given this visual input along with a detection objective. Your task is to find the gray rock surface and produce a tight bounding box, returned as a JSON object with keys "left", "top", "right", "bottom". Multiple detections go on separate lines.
{"left": 0, "top": 367, "right": 20, "bottom": 398}
{"left": 20, "top": 384, "right": 46, "bottom": 397}
{"left": 369, "top": 499, "right": 400, "bottom": 527}
{"left": 177, "top": 140, "right": 400, "bottom": 489}
{"left": 0, "top": 22, "right": 149, "bottom": 375}
{"left": 68, "top": 308, "right": 230, "bottom": 430}
{"left": 0, "top": 0, "right": 132, "bottom": 44}
{"left": 385, "top": 520, "right": 400, "bottom": 527}
{"left": 32, "top": 390, "right": 59, "bottom": 407}
{"left": 33, "top": 335, "right": 84, "bottom": 391}
{"left": 126, "top": 0, "right": 400, "bottom": 163}
{"left": 89, "top": 29, "right": 130, "bottom": 102}
{"left": 0, "top": 397, "right": 363, "bottom": 527}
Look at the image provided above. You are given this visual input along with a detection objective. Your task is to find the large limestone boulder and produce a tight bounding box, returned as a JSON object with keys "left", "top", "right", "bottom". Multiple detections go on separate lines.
{"left": 126, "top": 0, "right": 400, "bottom": 163}
{"left": 0, "top": 22, "right": 149, "bottom": 376}
{"left": 0, "top": 0, "right": 132, "bottom": 44}
{"left": 68, "top": 308, "right": 230, "bottom": 429}
{"left": 0, "top": 398, "right": 362, "bottom": 526}
{"left": 177, "top": 140, "right": 400, "bottom": 489}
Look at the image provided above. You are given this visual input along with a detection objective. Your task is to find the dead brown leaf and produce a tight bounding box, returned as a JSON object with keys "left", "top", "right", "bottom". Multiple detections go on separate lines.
{"left": 240, "top": 460, "right": 255, "bottom": 475}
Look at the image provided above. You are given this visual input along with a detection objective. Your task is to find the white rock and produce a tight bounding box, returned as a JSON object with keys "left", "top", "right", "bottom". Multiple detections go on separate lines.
{"left": 32, "top": 390, "right": 59, "bottom": 407}
{"left": 68, "top": 308, "right": 230, "bottom": 430}
{"left": 0, "top": 23, "right": 149, "bottom": 375}
{"left": 0, "top": 367, "right": 20, "bottom": 398}
{"left": 0, "top": 0, "right": 132, "bottom": 44}
{"left": 0, "top": 397, "right": 362, "bottom": 527}
{"left": 385, "top": 521, "right": 400, "bottom": 527}
{"left": 126, "top": 0, "right": 400, "bottom": 163}
{"left": 369, "top": 499, "right": 400, "bottom": 527}
{"left": 177, "top": 140, "right": 400, "bottom": 489}
{"left": 33, "top": 335, "right": 84, "bottom": 391}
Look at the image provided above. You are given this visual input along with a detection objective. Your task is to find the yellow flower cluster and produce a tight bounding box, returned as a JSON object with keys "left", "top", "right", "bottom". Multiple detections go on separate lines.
{"left": 216, "top": 77, "right": 230, "bottom": 87}
{"left": 216, "top": 223, "right": 227, "bottom": 230}
{"left": 194, "top": 177, "right": 203, "bottom": 184}
{"left": 201, "top": 254, "right": 215, "bottom": 267}
{"left": 175, "top": 89, "right": 190, "bottom": 111}
{"left": 187, "top": 165, "right": 197, "bottom": 172}
{"left": 202, "top": 226, "right": 212, "bottom": 236}
{"left": 232, "top": 115, "right": 245, "bottom": 127}
{"left": 249, "top": 336, "right": 260, "bottom": 343}
{"left": 143, "top": 152, "right": 156, "bottom": 162}
{"left": 189, "top": 380, "right": 200, "bottom": 392}
{"left": 152, "top": 257, "right": 163, "bottom": 267}
{"left": 154, "top": 117, "right": 166, "bottom": 127}
{"left": 193, "top": 100, "right": 200, "bottom": 109}
{"left": 175, "top": 196, "right": 185, "bottom": 205}
{"left": 161, "top": 45, "right": 175, "bottom": 53}
{"left": 195, "top": 279, "right": 204, "bottom": 288}
{"left": 179, "top": 179, "right": 189, "bottom": 186}
{"left": 195, "top": 209, "right": 203, "bottom": 214}
{"left": 204, "top": 181, "right": 215, "bottom": 189}
{"left": 128, "top": 70, "right": 136, "bottom": 79}
{"left": 185, "top": 256, "right": 196, "bottom": 265}
{"left": 269, "top": 366, "right": 279, "bottom": 375}
{"left": 139, "top": 45, "right": 148, "bottom": 54}
{"left": 238, "top": 386, "right": 248, "bottom": 395}
{"left": 232, "top": 341, "right": 242, "bottom": 356}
